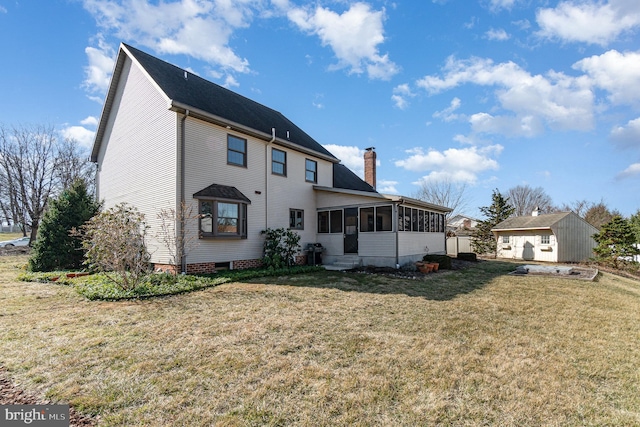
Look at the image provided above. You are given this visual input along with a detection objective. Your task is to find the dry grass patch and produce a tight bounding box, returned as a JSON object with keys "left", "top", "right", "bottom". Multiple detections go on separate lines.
{"left": 1, "top": 255, "right": 640, "bottom": 425}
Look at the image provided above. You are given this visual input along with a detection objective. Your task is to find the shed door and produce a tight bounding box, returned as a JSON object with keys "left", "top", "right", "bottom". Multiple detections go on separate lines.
{"left": 344, "top": 208, "right": 358, "bottom": 254}
{"left": 522, "top": 237, "right": 535, "bottom": 260}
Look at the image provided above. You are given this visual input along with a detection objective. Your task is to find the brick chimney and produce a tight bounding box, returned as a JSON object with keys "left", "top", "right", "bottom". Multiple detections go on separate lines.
{"left": 364, "top": 147, "right": 376, "bottom": 189}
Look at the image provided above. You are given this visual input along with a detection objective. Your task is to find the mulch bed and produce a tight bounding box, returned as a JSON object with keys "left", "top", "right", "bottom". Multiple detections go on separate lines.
{"left": 0, "top": 367, "right": 97, "bottom": 426}
{"left": 347, "top": 258, "right": 476, "bottom": 279}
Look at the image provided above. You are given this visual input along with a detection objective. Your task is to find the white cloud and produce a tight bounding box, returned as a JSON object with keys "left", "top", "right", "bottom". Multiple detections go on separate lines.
{"left": 60, "top": 125, "right": 96, "bottom": 149}
{"left": 395, "top": 145, "right": 502, "bottom": 184}
{"left": 610, "top": 117, "right": 640, "bottom": 149}
{"left": 82, "top": 0, "right": 252, "bottom": 73}
{"left": 377, "top": 179, "right": 399, "bottom": 194}
{"left": 617, "top": 163, "right": 640, "bottom": 179}
{"left": 83, "top": 36, "right": 116, "bottom": 96}
{"left": 323, "top": 144, "right": 367, "bottom": 177}
{"left": 536, "top": 0, "right": 640, "bottom": 46}
{"left": 416, "top": 56, "right": 594, "bottom": 137}
{"left": 485, "top": 28, "right": 510, "bottom": 41}
{"left": 0, "top": 6, "right": 7, "bottom": 13}
{"left": 433, "top": 97, "right": 462, "bottom": 122}
{"left": 573, "top": 50, "right": 640, "bottom": 106}
{"left": 80, "top": 116, "right": 99, "bottom": 127}
{"left": 392, "top": 84, "right": 415, "bottom": 109}
{"left": 287, "top": 2, "right": 399, "bottom": 80}
{"left": 489, "top": 0, "right": 516, "bottom": 11}
{"left": 223, "top": 75, "right": 240, "bottom": 88}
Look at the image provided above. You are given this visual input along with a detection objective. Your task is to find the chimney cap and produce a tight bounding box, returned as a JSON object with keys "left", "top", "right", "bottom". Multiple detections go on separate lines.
{"left": 365, "top": 146, "right": 375, "bottom": 151}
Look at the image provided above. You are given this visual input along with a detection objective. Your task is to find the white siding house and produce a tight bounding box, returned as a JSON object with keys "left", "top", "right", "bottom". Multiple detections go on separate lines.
{"left": 91, "top": 43, "right": 450, "bottom": 273}
{"left": 492, "top": 211, "right": 598, "bottom": 263}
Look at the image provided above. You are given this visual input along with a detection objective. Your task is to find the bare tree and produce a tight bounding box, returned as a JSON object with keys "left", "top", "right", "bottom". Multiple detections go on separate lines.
{"left": 504, "top": 185, "right": 554, "bottom": 217}
{"left": 413, "top": 178, "right": 470, "bottom": 219}
{"left": 0, "top": 124, "right": 94, "bottom": 239}
{"left": 560, "top": 199, "right": 592, "bottom": 218}
{"left": 584, "top": 201, "right": 621, "bottom": 229}
{"left": 57, "top": 137, "right": 95, "bottom": 194}
{"left": 156, "top": 202, "right": 200, "bottom": 273}
{"left": 560, "top": 199, "right": 621, "bottom": 229}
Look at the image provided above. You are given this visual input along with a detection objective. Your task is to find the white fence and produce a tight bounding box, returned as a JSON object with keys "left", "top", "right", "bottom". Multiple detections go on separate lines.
{"left": 447, "top": 236, "right": 473, "bottom": 256}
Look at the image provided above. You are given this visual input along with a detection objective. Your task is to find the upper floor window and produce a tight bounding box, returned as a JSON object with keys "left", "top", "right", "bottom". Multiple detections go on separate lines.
{"left": 305, "top": 159, "right": 317, "bottom": 183}
{"left": 272, "top": 148, "right": 286, "bottom": 176}
{"left": 227, "top": 135, "right": 247, "bottom": 167}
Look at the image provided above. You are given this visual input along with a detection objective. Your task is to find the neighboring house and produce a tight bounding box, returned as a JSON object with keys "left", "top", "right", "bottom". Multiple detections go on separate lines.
{"left": 445, "top": 214, "right": 478, "bottom": 256}
{"left": 492, "top": 210, "right": 598, "bottom": 263}
{"left": 91, "top": 43, "right": 451, "bottom": 273}
{"left": 447, "top": 215, "right": 478, "bottom": 236}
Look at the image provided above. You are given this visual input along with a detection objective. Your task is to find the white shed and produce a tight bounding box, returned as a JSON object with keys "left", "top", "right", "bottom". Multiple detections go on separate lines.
{"left": 492, "top": 211, "right": 598, "bottom": 263}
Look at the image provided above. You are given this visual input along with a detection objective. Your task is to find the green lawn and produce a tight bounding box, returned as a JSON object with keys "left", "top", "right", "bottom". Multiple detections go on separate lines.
{"left": 1, "top": 255, "right": 639, "bottom": 426}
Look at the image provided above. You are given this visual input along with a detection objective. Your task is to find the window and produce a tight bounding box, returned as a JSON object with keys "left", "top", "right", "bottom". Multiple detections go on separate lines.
{"left": 289, "top": 209, "right": 304, "bottom": 230}
{"left": 318, "top": 211, "right": 329, "bottom": 233}
{"left": 360, "top": 207, "right": 374, "bottom": 232}
{"left": 376, "top": 206, "right": 392, "bottom": 231}
{"left": 502, "top": 235, "right": 510, "bottom": 244}
{"left": 412, "top": 208, "right": 419, "bottom": 232}
{"left": 418, "top": 210, "right": 425, "bottom": 232}
{"left": 398, "top": 207, "right": 404, "bottom": 231}
{"left": 272, "top": 148, "right": 286, "bottom": 176}
{"left": 318, "top": 209, "right": 343, "bottom": 233}
{"left": 330, "top": 209, "right": 342, "bottom": 233}
{"left": 227, "top": 135, "right": 247, "bottom": 166}
{"left": 305, "top": 159, "right": 317, "bottom": 183}
{"left": 199, "top": 199, "right": 247, "bottom": 238}
{"left": 541, "top": 235, "right": 550, "bottom": 244}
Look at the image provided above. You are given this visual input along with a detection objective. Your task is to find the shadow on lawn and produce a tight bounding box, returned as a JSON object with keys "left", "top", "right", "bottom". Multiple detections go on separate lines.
{"left": 251, "top": 260, "right": 522, "bottom": 301}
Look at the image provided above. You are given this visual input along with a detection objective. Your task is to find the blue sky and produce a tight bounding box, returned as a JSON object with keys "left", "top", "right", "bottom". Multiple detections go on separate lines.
{"left": 1, "top": 0, "right": 639, "bottom": 217}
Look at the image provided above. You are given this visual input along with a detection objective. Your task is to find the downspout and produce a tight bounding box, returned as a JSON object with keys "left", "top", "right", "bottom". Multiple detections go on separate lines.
{"left": 265, "top": 128, "right": 276, "bottom": 230}
{"left": 179, "top": 110, "right": 190, "bottom": 273}
{"left": 395, "top": 203, "right": 400, "bottom": 269}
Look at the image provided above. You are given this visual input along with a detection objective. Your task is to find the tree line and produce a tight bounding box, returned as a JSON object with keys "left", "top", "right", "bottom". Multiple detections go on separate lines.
{"left": 0, "top": 123, "right": 94, "bottom": 241}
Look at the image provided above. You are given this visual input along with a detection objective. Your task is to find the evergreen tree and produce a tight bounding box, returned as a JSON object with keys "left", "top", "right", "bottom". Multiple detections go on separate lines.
{"left": 28, "top": 179, "right": 101, "bottom": 271}
{"left": 471, "top": 189, "right": 515, "bottom": 256}
{"left": 592, "top": 216, "right": 640, "bottom": 269}
{"left": 629, "top": 210, "right": 640, "bottom": 243}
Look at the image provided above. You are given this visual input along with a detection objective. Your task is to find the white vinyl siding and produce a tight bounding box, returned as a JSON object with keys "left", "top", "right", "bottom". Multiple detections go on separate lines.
{"left": 95, "top": 56, "right": 177, "bottom": 265}
{"left": 182, "top": 119, "right": 265, "bottom": 264}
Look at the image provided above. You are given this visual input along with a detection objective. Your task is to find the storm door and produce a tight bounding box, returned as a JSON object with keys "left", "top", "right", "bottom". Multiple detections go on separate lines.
{"left": 344, "top": 208, "right": 358, "bottom": 254}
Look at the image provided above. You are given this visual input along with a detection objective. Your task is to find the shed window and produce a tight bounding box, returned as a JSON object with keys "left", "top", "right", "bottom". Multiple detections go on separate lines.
{"left": 502, "top": 236, "right": 510, "bottom": 244}
{"left": 541, "top": 235, "right": 550, "bottom": 244}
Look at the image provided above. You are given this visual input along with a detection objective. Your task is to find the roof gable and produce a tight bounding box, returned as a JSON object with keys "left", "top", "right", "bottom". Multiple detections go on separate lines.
{"left": 123, "top": 44, "right": 335, "bottom": 159}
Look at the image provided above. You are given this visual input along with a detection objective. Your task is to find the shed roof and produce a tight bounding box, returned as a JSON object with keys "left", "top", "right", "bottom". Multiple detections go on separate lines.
{"left": 92, "top": 43, "right": 337, "bottom": 162}
{"left": 492, "top": 212, "right": 573, "bottom": 231}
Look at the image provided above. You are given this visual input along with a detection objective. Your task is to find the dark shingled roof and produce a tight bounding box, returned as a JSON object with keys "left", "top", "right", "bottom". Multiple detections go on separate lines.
{"left": 492, "top": 212, "right": 572, "bottom": 230}
{"left": 193, "top": 184, "right": 251, "bottom": 204}
{"left": 123, "top": 44, "right": 336, "bottom": 160}
{"left": 333, "top": 163, "right": 377, "bottom": 193}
